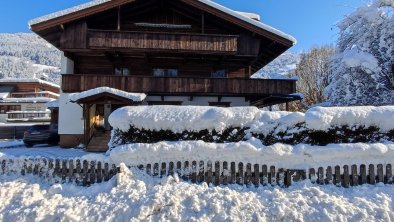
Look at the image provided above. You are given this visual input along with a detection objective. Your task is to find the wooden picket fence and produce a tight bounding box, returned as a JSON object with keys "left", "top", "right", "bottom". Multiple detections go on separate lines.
{"left": 135, "top": 161, "right": 394, "bottom": 187}
{"left": 1, "top": 158, "right": 393, "bottom": 188}
{"left": 0, "top": 158, "right": 118, "bottom": 186}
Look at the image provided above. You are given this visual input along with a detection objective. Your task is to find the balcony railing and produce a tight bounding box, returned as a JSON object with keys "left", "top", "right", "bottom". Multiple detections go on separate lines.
{"left": 62, "top": 75, "right": 297, "bottom": 96}
{"left": 87, "top": 30, "right": 238, "bottom": 53}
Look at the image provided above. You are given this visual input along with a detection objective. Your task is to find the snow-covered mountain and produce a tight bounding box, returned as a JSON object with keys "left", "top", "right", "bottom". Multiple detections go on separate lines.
{"left": 252, "top": 52, "right": 300, "bottom": 79}
{"left": 0, "top": 33, "right": 61, "bottom": 84}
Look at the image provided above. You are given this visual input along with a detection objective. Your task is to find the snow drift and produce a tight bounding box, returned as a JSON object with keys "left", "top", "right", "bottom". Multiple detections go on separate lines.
{"left": 110, "top": 140, "right": 394, "bottom": 169}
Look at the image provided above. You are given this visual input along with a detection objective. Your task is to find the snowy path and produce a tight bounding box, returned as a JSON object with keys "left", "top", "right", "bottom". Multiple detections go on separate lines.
{"left": 0, "top": 144, "right": 107, "bottom": 161}
{"left": 0, "top": 168, "right": 393, "bottom": 222}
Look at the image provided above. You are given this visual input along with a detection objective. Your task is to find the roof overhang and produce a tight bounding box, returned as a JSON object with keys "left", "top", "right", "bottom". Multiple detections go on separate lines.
{"left": 29, "top": 0, "right": 296, "bottom": 47}
{"left": 68, "top": 87, "right": 147, "bottom": 104}
{"left": 69, "top": 92, "right": 138, "bottom": 105}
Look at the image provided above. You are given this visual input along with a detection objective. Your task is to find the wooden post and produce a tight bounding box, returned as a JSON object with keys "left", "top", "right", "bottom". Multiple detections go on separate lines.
{"left": 325, "top": 166, "right": 333, "bottom": 184}
{"left": 351, "top": 165, "right": 358, "bottom": 186}
{"left": 222, "top": 162, "right": 228, "bottom": 185}
{"left": 214, "top": 161, "right": 220, "bottom": 186}
{"left": 386, "top": 164, "right": 393, "bottom": 184}
{"left": 237, "top": 162, "right": 244, "bottom": 185}
{"left": 201, "top": 11, "right": 205, "bottom": 34}
{"left": 245, "top": 163, "right": 252, "bottom": 187}
{"left": 261, "top": 165, "right": 268, "bottom": 185}
{"left": 253, "top": 164, "right": 260, "bottom": 187}
{"left": 198, "top": 161, "right": 205, "bottom": 183}
{"left": 168, "top": 162, "right": 174, "bottom": 176}
{"left": 230, "top": 162, "right": 236, "bottom": 184}
{"left": 377, "top": 164, "right": 384, "bottom": 183}
{"left": 117, "top": 6, "right": 121, "bottom": 31}
{"left": 342, "top": 165, "right": 350, "bottom": 188}
{"left": 368, "top": 164, "right": 375, "bottom": 185}
{"left": 334, "top": 166, "right": 341, "bottom": 186}
{"left": 191, "top": 161, "right": 197, "bottom": 183}
{"left": 360, "top": 164, "right": 367, "bottom": 184}
{"left": 206, "top": 161, "right": 213, "bottom": 184}
{"left": 161, "top": 162, "right": 167, "bottom": 178}
{"left": 269, "top": 166, "right": 276, "bottom": 185}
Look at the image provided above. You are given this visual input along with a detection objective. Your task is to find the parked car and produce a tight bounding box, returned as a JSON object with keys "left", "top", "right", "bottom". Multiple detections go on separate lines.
{"left": 23, "top": 124, "right": 59, "bottom": 147}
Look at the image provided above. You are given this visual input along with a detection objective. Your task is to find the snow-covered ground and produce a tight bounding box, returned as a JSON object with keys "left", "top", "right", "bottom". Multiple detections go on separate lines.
{"left": 0, "top": 140, "right": 24, "bottom": 149}
{"left": 0, "top": 144, "right": 108, "bottom": 163}
{"left": 110, "top": 140, "right": 394, "bottom": 169}
{"left": 0, "top": 167, "right": 393, "bottom": 222}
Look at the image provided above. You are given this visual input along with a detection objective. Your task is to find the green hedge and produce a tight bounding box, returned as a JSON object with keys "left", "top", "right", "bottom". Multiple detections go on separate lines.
{"left": 109, "top": 123, "right": 394, "bottom": 148}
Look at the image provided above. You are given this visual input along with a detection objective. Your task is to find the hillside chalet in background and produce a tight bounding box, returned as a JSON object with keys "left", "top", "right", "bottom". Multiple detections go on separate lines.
{"left": 30, "top": 0, "right": 300, "bottom": 150}
{"left": 0, "top": 79, "right": 59, "bottom": 123}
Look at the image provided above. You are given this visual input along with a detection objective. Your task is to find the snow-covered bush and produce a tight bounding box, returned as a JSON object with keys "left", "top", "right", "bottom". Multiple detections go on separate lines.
{"left": 325, "top": 0, "right": 394, "bottom": 105}
{"left": 108, "top": 106, "right": 394, "bottom": 148}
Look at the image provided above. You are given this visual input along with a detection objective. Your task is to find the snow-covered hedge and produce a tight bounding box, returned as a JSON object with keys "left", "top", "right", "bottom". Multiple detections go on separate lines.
{"left": 109, "top": 106, "right": 259, "bottom": 133}
{"left": 108, "top": 106, "right": 394, "bottom": 148}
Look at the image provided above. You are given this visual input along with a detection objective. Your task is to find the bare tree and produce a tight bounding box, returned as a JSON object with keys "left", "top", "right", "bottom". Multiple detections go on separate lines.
{"left": 291, "top": 46, "right": 335, "bottom": 110}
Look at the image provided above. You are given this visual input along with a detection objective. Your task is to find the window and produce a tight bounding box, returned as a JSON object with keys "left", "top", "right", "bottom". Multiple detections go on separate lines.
{"left": 148, "top": 101, "right": 182, "bottom": 105}
{"left": 211, "top": 69, "right": 226, "bottom": 78}
{"left": 0, "top": 105, "right": 21, "bottom": 113}
{"left": 114, "top": 67, "right": 130, "bottom": 76}
{"left": 153, "top": 68, "right": 178, "bottom": 77}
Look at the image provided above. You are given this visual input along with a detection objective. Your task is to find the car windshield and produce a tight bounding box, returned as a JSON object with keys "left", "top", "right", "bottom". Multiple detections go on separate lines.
{"left": 29, "top": 125, "right": 50, "bottom": 131}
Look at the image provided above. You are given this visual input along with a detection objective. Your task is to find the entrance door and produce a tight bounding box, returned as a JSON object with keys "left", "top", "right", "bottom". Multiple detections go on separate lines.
{"left": 103, "top": 104, "right": 125, "bottom": 131}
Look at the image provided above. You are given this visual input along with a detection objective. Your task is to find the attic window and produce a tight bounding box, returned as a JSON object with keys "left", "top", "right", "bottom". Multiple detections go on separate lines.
{"left": 134, "top": 23, "right": 191, "bottom": 29}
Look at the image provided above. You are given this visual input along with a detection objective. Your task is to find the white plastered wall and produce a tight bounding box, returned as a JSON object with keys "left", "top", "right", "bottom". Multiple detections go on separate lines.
{"left": 59, "top": 53, "right": 84, "bottom": 135}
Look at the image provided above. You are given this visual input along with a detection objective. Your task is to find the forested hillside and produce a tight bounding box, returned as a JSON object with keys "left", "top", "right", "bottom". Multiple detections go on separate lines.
{"left": 252, "top": 52, "right": 300, "bottom": 79}
{"left": 0, "top": 33, "right": 61, "bottom": 84}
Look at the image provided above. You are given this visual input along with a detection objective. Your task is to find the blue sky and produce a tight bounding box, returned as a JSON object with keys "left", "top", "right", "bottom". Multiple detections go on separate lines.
{"left": 1, "top": 0, "right": 367, "bottom": 52}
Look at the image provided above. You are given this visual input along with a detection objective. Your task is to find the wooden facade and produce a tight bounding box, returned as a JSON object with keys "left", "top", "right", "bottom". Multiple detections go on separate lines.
{"left": 31, "top": 0, "right": 299, "bottom": 150}
{"left": 32, "top": 0, "right": 293, "bottom": 74}
{"left": 62, "top": 75, "right": 296, "bottom": 97}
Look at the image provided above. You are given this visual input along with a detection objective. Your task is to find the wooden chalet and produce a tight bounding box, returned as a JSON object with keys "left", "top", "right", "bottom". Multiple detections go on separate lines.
{"left": 30, "top": 0, "right": 300, "bottom": 150}
{"left": 0, "top": 79, "right": 59, "bottom": 123}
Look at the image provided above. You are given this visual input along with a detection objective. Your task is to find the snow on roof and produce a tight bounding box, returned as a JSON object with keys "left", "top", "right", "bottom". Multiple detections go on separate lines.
{"left": 235, "top": 11, "right": 260, "bottom": 21}
{"left": 198, "top": 0, "right": 296, "bottom": 44}
{"left": 28, "top": 0, "right": 111, "bottom": 26}
{"left": 0, "top": 86, "right": 14, "bottom": 99}
{"left": 28, "top": 0, "right": 296, "bottom": 44}
{"left": 0, "top": 97, "right": 55, "bottom": 103}
{"left": 46, "top": 99, "right": 59, "bottom": 108}
{"left": 69, "top": 87, "right": 146, "bottom": 102}
{"left": 0, "top": 78, "right": 60, "bottom": 89}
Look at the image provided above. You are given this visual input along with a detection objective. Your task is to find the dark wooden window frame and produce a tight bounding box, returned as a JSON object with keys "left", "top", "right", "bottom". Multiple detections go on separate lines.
{"left": 147, "top": 101, "right": 183, "bottom": 105}
{"left": 114, "top": 66, "right": 130, "bottom": 76}
{"left": 208, "top": 102, "right": 231, "bottom": 107}
{"left": 152, "top": 67, "right": 179, "bottom": 77}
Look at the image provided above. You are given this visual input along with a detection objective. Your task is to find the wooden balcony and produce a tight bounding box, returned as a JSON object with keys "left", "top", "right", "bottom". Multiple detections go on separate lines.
{"left": 62, "top": 75, "right": 297, "bottom": 96}
{"left": 87, "top": 30, "right": 238, "bottom": 53}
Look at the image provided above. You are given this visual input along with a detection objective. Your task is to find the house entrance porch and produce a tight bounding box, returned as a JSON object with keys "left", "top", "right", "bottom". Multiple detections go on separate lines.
{"left": 70, "top": 90, "right": 143, "bottom": 152}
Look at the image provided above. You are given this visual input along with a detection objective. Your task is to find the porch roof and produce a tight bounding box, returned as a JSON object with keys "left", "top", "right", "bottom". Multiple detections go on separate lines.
{"left": 69, "top": 87, "right": 146, "bottom": 104}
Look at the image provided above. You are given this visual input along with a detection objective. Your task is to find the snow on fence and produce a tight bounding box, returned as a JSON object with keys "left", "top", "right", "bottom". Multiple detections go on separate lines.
{"left": 1, "top": 157, "right": 393, "bottom": 188}
{"left": 0, "top": 158, "right": 117, "bottom": 186}
{"left": 133, "top": 161, "right": 393, "bottom": 188}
